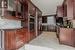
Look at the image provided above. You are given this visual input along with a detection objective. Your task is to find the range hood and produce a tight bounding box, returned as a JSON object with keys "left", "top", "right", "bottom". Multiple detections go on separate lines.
{"left": 0, "top": 18, "right": 22, "bottom": 29}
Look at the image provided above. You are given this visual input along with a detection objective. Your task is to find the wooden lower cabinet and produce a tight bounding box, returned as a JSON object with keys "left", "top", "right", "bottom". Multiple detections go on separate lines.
{"left": 4, "top": 28, "right": 37, "bottom": 50}
{"left": 5, "top": 30, "right": 16, "bottom": 50}
{"left": 59, "top": 28, "right": 75, "bottom": 47}
{"left": 16, "top": 28, "right": 26, "bottom": 49}
{"left": 4, "top": 28, "right": 29, "bottom": 50}
{"left": 30, "top": 31, "right": 36, "bottom": 40}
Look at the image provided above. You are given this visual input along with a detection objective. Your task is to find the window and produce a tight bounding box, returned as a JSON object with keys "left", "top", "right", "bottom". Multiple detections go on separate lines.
{"left": 42, "top": 16, "right": 47, "bottom": 23}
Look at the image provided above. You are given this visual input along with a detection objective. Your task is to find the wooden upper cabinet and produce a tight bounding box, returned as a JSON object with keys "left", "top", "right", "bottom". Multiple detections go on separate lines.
{"left": 63, "top": 0, "right": 67, "bottom": 17}
{"left": 66, "top": 0, "right": 74, "bottom": 20}
{"left": 37, "top": 9, "right": 42, "bottom": 18}
{"left": 73, "top": 0, "right": 75, "bottom": 19}
{"left": 63, "top": 4, "right": 67, "bottom": 17}
{"left": 0, "top": 0, "right": 24, "bottom": 20}
{"left": 64, "top": 0, "right": 75, "bottom": 20}
{"left": 58, "top": 0, "right": 75, "bottom": 20}
{"left": 4, "top": 0, "right": 17, "bottom": 19}
{"left": 57, "top": 5, "right": 64, "bottom": 17}
{"left": 28, "top": 1, "right": 36, "bottom": 17}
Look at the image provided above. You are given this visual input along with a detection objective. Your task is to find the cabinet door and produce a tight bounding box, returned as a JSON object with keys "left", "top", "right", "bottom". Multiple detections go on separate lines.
{"left": 59, "top": 28, "right": 75, "bottom": 47}
{"left": 34, "top": 8, "right": 42, "bottom": 37}
{"left": 57, "top": 6, "right": 64, "bottom": 17}
{"left": 37, "top": 10, "right": 42, "bottom": 35}
{"left": 28, "top": 2, "right": 36, "bottom": 17}
{"left": 5, "top": 29, "right": 28, "bottom": 50}
{"left": 30, "top": 31, "right": 36, "bottom": 40}
{"left": 5, "top": 30, "right": 16, "bottom": 50}
{"left": 72, "top": 30, "right": 75, "bottom": 46}
{"left": 16, "top": 28, "right": 27, "bottom": 48}
{"left": 67, "top": 0, "right": 74, "bottom": 20}
{"left": 25, "top": 29, "right": 30, "bottom": 42}
{"left": 63, "top": 4, "right": 67, "bottom": 17}
{"left": 73, "top": 0, "right": 75, "bottom": 19}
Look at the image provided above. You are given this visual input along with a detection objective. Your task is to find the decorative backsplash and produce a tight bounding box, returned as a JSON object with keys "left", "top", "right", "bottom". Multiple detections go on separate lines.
{"left": 0, "top": 19, "right": 22, "bottom": 29}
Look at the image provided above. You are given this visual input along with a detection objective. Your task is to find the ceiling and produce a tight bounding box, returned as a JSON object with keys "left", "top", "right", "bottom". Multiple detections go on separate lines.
{"left": 31, "top": 0, "right": 64, "bottom": 16}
